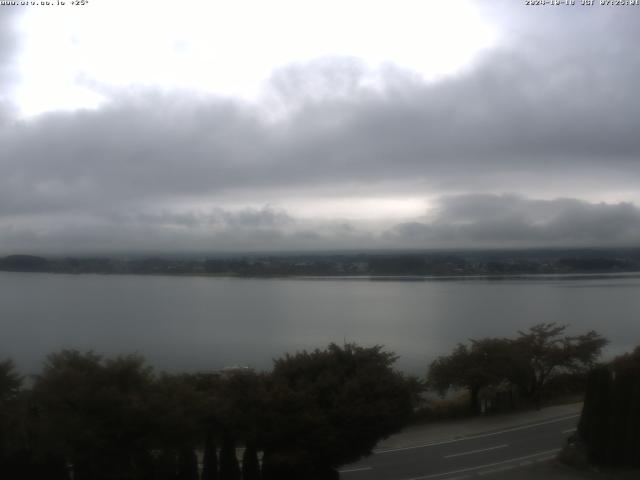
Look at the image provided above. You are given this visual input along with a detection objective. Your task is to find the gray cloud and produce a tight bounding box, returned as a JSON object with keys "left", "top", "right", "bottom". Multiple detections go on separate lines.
{"left": 113, "top": 206, "right": 293, "bottom": 230}
{"left": 388, "top": 195, "right": 640, "bottom": 249}
{"left": 0, "top": 7, "right": 23, "bottom": 118}
{"left": 1, "top": 195, "right": 638, "bottom": 254}
{"left": 1, "top": 3, "right": 640, "bottom": 252}
{"left": 0, "top": 208, "right": 361, "bottom": 255}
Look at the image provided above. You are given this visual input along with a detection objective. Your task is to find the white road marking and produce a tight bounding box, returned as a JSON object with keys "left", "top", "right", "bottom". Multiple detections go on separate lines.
{"left": 562, "top": 428, "right": 577, "bottom": 434}
{"left": 444, "top": 444, "right": 508, "bottom": 459}
{"left": 400, "top": 448, "right": 561, "bottom": 480}
{"left": 376, "top": 414, "right": 579, "bottom": 454}
{"left": 339, "top": 466, "right": 372, "bottom": 474}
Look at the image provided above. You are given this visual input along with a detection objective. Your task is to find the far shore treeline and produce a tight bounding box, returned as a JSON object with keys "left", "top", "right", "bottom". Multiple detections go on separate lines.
{"left": 1, "top": 248, "right": 640, "bottom": 277}
{"left": 1, "top": 323, "right": 628, "bottom": 479}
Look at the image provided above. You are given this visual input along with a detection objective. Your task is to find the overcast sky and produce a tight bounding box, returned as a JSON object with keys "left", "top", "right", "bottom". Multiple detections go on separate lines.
{"left": 1, "top": 0, "right": 639, "bottom": 254}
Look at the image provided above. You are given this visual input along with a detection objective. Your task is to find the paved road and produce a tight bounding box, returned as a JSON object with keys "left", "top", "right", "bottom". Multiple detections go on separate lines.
{"left": 339, "top": 414, "right": 579, "bottom": 480}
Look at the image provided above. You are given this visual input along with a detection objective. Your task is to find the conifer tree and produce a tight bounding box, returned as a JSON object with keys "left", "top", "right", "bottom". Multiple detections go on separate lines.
{"left": 202, "top": 435, "right": 219, "bottom": 480}
{"left": 241, "top": 444, "right": 260, "bottom": 480}
{"left": 219, "top": 434, "right": 240, "bottom": 480}
{"left": 177, "top": 447, "right": 199, "bottom": 480}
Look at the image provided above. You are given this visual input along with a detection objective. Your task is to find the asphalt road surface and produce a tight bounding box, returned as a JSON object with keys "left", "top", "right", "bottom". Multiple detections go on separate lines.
{"left": 339, "top": 413, "right": 579, "bottom": 480}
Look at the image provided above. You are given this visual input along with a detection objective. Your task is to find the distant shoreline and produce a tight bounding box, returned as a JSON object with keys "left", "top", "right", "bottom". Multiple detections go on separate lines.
{"left": 298, "top": 271, "right": 640, "bottom": 281}
{"left": 2, "top": 269, "right": 640, "bottom": 282}
{"left": 2, "top": 250, "right": 640, "bottom": 279}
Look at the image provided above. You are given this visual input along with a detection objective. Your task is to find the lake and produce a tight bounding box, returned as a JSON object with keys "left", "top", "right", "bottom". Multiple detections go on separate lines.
{"left": 2, "top": 272, "right": 639, "bottom": 375}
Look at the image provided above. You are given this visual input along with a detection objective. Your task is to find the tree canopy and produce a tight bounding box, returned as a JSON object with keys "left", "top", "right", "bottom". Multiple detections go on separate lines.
{"left": 428, "top": 323, "right": 607, "bottom": 412}
{"left": 31, "top": 351, "right": 156, "bottom": 480}
{"left": 260, "top": 343, "right": 420, "bottom": 478}
{"left": 0, "top": 343, "right": 420, "bottom": 480}
{"left": 428, "top": 338, "right": 518, "bottom": 413}
{"left": 515, "top": 323, "right": 607, "bottom": 406}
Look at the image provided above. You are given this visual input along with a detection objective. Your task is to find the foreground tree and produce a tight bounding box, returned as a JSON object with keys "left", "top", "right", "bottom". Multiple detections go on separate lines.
{"left": 260, "top": 343, "right": 420, "bottom": 479}
{"left": 201, "top": 434, "right": 219, "bottom": 480}
{"left": 428, "top": 323, "right": 608, "bottom": 412}
{"left": 31, "top": 350, "right": 156, "bottom": 480}
{"left": 1, "top": 343, "right": 420, "bottom": 479}
{"left": 577, "top": 346, "right": 640, "bottom": 467}
{"left": 219, "top": 433, "right": 241, "bottom": 480}
{"left": 242, "top": 444, "right": 260, "bottom": 480}
{"left": 515, "top": 323, "right": 607, "bottom": 407}
{"left": 177, "top": 446, "right": 198, "bottom": 480}
{"left": 0, "top": 359, "right": 25, "bottom": 475}
{"left": 428, "top": 338, "right": 518, "bottom": 413}
{"left": 149, "top": 373, "right": 205, "bottom": 461}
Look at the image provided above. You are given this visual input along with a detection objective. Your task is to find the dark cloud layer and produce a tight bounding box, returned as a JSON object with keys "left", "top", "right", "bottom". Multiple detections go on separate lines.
{"left": 1, "top": 4, "right": 639, "bottom": 252}
{"left": 2, "top": 194, "right": 640, "bottom": 254}
{"left": 389, "top": 195, "right": 640, "bottom": 249}
{"left": 1, "top": 194, "right": 638, "bottom": 254}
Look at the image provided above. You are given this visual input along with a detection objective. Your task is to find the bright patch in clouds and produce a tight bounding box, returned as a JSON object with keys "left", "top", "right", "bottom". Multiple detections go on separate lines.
{"left": 286, "top": 196, "right": 430, "bottom": 222}
{"left": 14, "top": 0, "right": 496, "bottom": 117}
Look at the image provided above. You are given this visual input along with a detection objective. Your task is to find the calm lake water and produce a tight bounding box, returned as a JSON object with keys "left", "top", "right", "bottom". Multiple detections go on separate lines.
{"left": 2, "top": 272, "right": 639, "bottom": 375}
